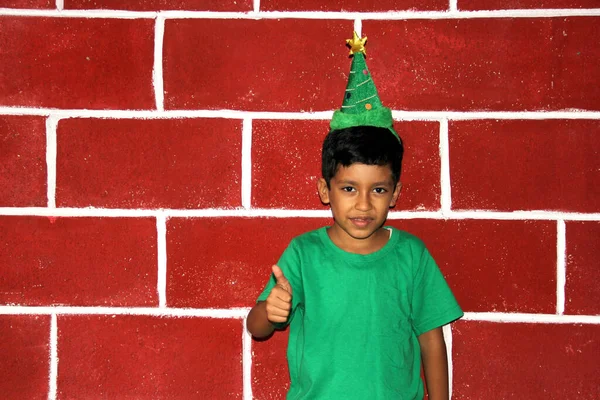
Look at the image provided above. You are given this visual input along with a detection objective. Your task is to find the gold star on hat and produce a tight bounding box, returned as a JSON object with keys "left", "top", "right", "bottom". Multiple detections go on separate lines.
{"left": 346, "top": 32, "right": 367, "bottom": 56}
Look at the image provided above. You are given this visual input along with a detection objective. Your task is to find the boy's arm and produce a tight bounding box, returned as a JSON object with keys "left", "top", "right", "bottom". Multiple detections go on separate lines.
{"left": 418, "top": 327, "right": 449, "bottom": 400}
{"left": 247, "top": 301, "right": 275, "bottom": 338}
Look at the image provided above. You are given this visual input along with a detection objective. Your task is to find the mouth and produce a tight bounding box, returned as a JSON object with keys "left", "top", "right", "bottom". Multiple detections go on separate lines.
{"left": 349, "top": 217, "right": 373, "bottom": 228}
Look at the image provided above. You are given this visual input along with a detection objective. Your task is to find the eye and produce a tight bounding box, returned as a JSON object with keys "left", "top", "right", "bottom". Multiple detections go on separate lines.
{"left": 373, "top": 187, "right": 388, "bottom": 194}
{"left": 341, "top": 186, "right": 356, "bottom": 192}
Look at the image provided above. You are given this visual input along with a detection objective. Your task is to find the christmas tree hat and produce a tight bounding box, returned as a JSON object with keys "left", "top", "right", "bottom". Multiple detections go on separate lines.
{"left": 330, "top": 32, "right": 397, "bottom": 139}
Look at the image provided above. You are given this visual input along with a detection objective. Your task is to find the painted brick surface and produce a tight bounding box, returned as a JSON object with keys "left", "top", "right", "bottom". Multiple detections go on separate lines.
{"left": 453, "top": 321, "right": 600, "bottom": 398}
{"left": 261, "top": 0, "right": 446, "bottom": 11}
{"left": 56, "top": 118, "right": 242, "bottom": 209}
{"left": 163, "top": 19, "right": 352, "bottom": 111}
{"left": 0, "top": 3, "right": 598, "bottom": 399}
{"left": 252, "top": 120, "right": 441, "bottom": 210}
{"left": 0, "top": 116, "right": 47, "bottom": 207}
{"left": 363, "top": 18, "right": 600, "bottom": 111}
{"left": 389, "top": 219, "right": 557, "bottom": 313}
{"left": 449, "top": 120, "right": 600, "bottom": 212}
{"left": 0, "top": 216, "right": 157, "bottom": 306}
{"left": 167, "top": 217, "right": 328, "bottom": 308}
{"left": 252, "top": 331, "right": 290, "bottom": 400}
{"left": 64, "top": 0, "right": 252, "bottom": 11}
{"left": 0, "top": 17, "right": 155, "bottom": 110}
{"left": 0, "top": 0, "right": 52, "bottom": 7}
{"left": 57, "top": 315, "right": 243, "bottom": 399}
{"left": 565, "top": 221, "right": 600, "bottom": 315}
{"left": 459, "top": 0, "right": 600, "bottom": 10}
{"left": 0, "top": 315, "right": 50, "bottom": 400}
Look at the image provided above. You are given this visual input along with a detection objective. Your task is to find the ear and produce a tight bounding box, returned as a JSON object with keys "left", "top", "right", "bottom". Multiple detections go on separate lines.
{"left": 389, "top": 182, "right": 402, "bottom": 208}
{"left": 317, "top": 178, "right": 330, "bottom": 205}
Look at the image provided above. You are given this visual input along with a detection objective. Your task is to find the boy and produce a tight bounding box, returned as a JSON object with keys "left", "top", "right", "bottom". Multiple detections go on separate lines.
{"left": 247, "top": 33, "right": 463, "bottom": 399}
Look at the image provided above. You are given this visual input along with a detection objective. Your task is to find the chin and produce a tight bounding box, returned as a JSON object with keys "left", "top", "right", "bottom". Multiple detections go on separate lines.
{"left": 346, "top": 228, "right": 379, "bottom": 240}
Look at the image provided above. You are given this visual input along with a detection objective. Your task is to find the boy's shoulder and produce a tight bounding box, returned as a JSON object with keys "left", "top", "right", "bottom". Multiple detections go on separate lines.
{"left": 387, "top": 226, "right": 427, "bottom": 248}
{"left": 288, "top": 227, "right": 326, "bottom": 248}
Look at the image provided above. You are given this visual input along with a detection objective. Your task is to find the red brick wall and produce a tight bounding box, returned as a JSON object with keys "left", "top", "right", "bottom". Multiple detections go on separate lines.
{"left": 1, "top": 1, "right": 599, "bottom": 399}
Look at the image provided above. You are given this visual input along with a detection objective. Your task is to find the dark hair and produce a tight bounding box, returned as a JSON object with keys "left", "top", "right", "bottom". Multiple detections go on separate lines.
{"left": 321, "top": 126, "right": 404, "bottom": 187}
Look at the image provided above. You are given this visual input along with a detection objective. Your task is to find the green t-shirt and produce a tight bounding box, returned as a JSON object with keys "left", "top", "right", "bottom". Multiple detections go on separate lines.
{"left": 257, "top": 226, "right": 463, "bottom": 400}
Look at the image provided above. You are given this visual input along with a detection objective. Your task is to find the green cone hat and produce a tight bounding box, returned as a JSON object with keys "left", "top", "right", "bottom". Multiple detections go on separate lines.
{"left": 330, "top": 32, "right": 398, "bottom": 138}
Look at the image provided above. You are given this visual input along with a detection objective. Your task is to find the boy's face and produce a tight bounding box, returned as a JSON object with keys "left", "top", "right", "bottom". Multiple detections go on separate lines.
{"left": 317, "top": 163, "right": 401, "bottom": 253}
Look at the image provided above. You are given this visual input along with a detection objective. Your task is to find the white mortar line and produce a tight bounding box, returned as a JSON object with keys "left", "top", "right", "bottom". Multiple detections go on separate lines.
{"left": 2, "top": 307, "right": 599, "bottom": 324}
{"left": 241, "top": 119, "right": 253, "bottom": 209}
{"left": 0, "top": 207, "right": 332, "bottom": 218}
{"left": 436, "top": 210, "right": 600, "bottom": 221}
{"left": 253, "top": 0, "right": 260, "bottom": 13}
{"left": 45, "top": 116, "right": 59, "bottom": 209}
{"left": 169, "top": 9, "right": 600, "bottom": 19}
{"left": 556, "top": 220, "right": 566, "bottom": 315}
{"left": 156, "top": 213, "right": 168, "bottom": 308}
{"left": 55, "top": 0, "right": 63, "bottom": 11}
{"left": 2, "top": 207, "right": 599, "bottom": 221}
{"left": 153, "top": 15, "right": 165, "bottom": 111}
{"left": 391, "top": 110, "right": 600, "bottom": 121}
{"left": 48, "top": 314, "right": 57, "bottom": 400}
{"left": 242, "top": 318, "right": 253, "bottom": 400}
{"left": 449, "top": 0, "right": 457, "bottom": 12}
{"left": 462, "top": 312, "right": 600, "bottom": 324}
{"left": 0, "top": 107, "right": 333, "bottom": 119}
{"left": 3, "top": 107, "right": 600, "bottom": 120}
{"left": 387, "top": 211, "right": 444, "bottom": 219}
{"left": 0, "top": 306, "right": 250, "bottom": 318}
{"left": 443, "top": 324, "right": 453, "bottom": 398}
{"left": 0, "top": 9, "right": 157, "bottom": 18}
{"left": 0, "top": 207, "right": 161, "bottom": 217}
{"left": 2, "top": 8, "right": 600, "bottom": 18}
{"left": 439, "top": 119, "right": 452, "bottom": 215}
{"left": 354, "top": 19, "right": 362, "bottom": 36}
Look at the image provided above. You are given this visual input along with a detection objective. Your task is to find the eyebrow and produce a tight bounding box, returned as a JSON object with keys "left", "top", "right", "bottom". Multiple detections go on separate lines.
{"left": 372, "top": 181, "right": 393, "bottom": 186}
{"left": 336, "top": 179, "right": 358, "bottom": 185}
{"left": 336, "top": 179, "right": 393, "bottom": 187}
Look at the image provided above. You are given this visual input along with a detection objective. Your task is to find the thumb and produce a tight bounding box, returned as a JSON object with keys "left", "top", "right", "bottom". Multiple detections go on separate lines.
{"left": 272, "top": 265, "right": 291, "bottom": 293}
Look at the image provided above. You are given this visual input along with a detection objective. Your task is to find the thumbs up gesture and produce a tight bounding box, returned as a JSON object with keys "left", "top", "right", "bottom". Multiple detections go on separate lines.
{"left": 266, "top": 265, "right": 293, "bottom": 324}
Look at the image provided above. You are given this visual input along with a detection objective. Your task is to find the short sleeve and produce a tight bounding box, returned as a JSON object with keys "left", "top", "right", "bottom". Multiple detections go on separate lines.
{"left": 411, "top": 246, "right": 463, "bottom": 336}
{"left": 256, "top": 239, "right": 303, "bottom": 326}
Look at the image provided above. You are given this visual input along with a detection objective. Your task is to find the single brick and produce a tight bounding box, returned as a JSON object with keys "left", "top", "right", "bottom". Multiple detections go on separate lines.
{"left": 449, "top": 120, "right": 600, "bottom": 212}
{"left": 64, "top": 0, "right": 252, "bottom": 10}
{"left": 251, "top": 119, "right": 328, "bottom": 209}
{"left": 0, "top": 17, "right": 154, "bottom": 109}
{"left": 167, "top": 217, "right": 328, "bottom": 308}
{"left": 0, "top": 216, "right": 157, "bottom": 306}
{"left": 0, "top": 315, "right": 50, "bottom": 400}
{"left": 56, "top": 118, "right": 242, "bottom": 209}
{"left": 0, "top": 116, "right": 47, "bottom": 207}
{"left": 388, "top": 219, "right": 557, "bottom": 313}
{"left": 57, "top": 315, "right": 243, "bottom": 399}
{"left": 452, "top": 321, "right": 600, "bottom": 399}
{"left": 459, "top": 0, "right": 600, "bottom": 10}
{"left": 163, "top": 19, "right": 352, "bottom": 111}
{"left": 0, "top": 0, "right": 52, "bottom": 7}
{"left": 393, "top": 121, "right": 441, "bottom": 211}
{"left": 363, "top": 18, "right": 600, "bottom": 111}
{"left": 261, "top": 0, "right": 446, "bottom": 11}
{"left": 565, "top": 221, "right": 600, "bottom": 315}
{"left": 251, "top": 330, "right": 290, "bottom": 400}
{"left": 251, "top": 120, "right": 440, "bottom": 210}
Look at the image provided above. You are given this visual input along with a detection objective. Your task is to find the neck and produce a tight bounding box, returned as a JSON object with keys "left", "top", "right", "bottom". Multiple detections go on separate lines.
{"left": 327, "top": 226, "right": 389, "bottom": 255}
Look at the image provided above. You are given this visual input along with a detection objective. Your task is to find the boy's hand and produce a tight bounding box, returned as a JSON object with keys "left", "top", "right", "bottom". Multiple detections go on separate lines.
{"left": 265, "top": 265, "right": 293, "bottom": 324}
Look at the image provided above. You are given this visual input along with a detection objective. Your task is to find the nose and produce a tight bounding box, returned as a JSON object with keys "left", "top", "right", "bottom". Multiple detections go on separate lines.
{"left": 355, "top": 191, "right": 372, "bottom": 211}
